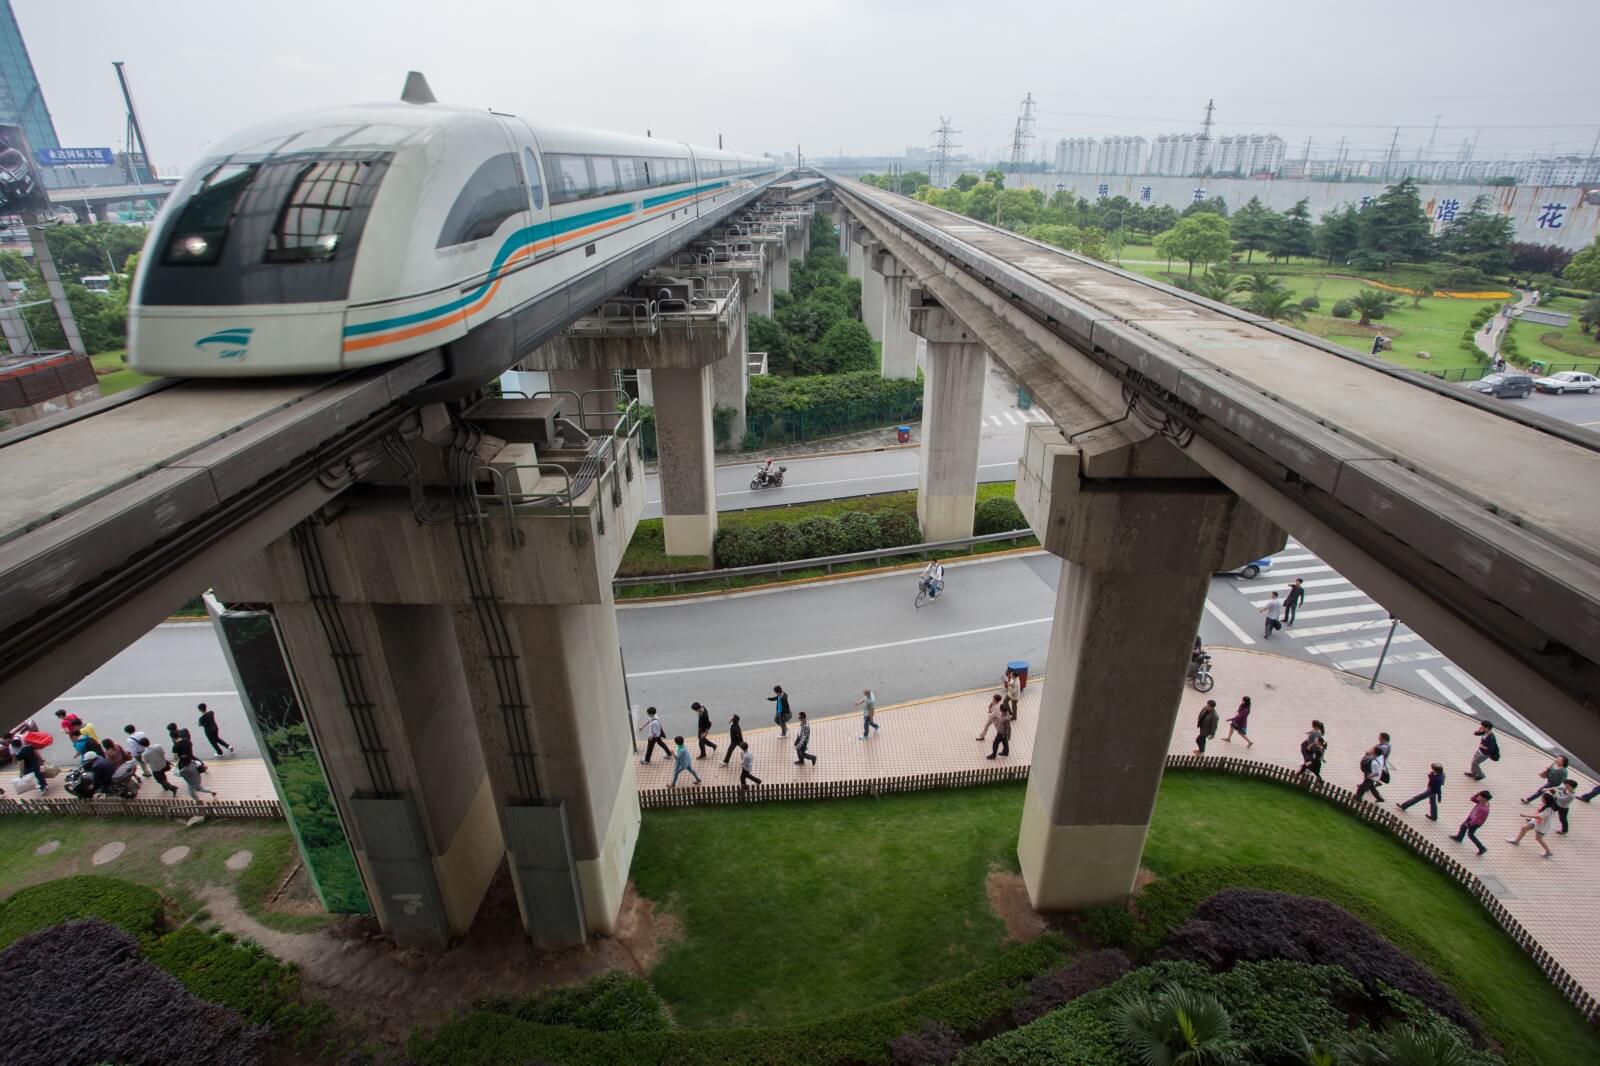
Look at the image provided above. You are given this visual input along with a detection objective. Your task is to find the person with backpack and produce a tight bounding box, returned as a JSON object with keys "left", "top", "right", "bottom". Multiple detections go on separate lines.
{"left": 637, "top": 707, "right": 671, "bottom": 764}
{"left": 767, "top": 685, "right": 793, "bottom": 738}
{"left": 1299, "top": 720, "right": 1327, "bottom": 779}
{"left": 1193, "top": 700, "right": 1220, "bottom": 755}
{"left": 1451, "top": 790, "right": 1492, "bottom": 856}
{"left": 1466, "top": 722, "right": 1500, "bottom": 780}
{"left": 1398, "top": 763, "right": 1446, "bottom": 820}
{"left": 1355, "top": 745, "right": 1386, "bottom": 803}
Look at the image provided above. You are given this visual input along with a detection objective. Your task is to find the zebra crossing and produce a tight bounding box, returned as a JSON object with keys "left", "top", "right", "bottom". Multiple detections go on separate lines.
{"left": 1222, "top": 541, "right": 1558, "bottom": 752}
{"left": 982, "top": 408, "right": 1052, "bottom": 427}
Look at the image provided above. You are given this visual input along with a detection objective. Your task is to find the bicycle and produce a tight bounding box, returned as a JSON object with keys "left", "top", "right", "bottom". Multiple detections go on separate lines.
{"left": 914, "top": 578, "right": 944, "bottom": 610}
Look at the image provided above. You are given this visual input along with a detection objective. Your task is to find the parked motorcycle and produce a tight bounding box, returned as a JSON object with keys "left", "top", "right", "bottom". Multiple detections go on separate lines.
{"left": 750, "top": 462, "right": 786, "bottom": 490}
{"left": 1187, "top": 650, "right": 1215, "bottom": 693}
{"left": 62, "top": 764, "right": 141, "bottom": 801}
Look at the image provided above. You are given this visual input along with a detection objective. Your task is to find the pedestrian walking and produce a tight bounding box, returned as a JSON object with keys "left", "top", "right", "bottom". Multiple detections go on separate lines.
{"left": 637, "top": 707, "right": 672, "bottom": 764}
{"left": 123, "top": 725, "right": 151, "bottom": 778}
{"left": 768, "top": 685, "right": 793, "bottom": 738}
{"left": 1259, "top": 592, "right": 1283, "bottom": 639}
{"left": 854, "top": 689, "right": 880, "bottom": 740}
{"left": 1398, "top": 763, "right": 1446, "bottom": 820}
{"left": 738, "top": 747, "right": 762, "bottom": 790}
{"left": 1354, "top": 745, "right": 1386, "bottom": 803}
{"left": 986, "top": 705, "right": 1012, "bottom": 760}
{"left": 1451, "top": 791, "right": 1492, "bottom": 855}
{"left": 175, "top": 754, "right": 216, "bottom": 802}
{"left": 794, "top": 712, "right": 817, "bottom": 766}
{"left": 1283, "top": 579, "right": 1306, "bottom": 626}
{"left": 1507, "top": 802, "right": 1557, "bottom": 858}
{"left": 197, "top": 703, "right": 234, "bottom": 758}
{"left": 670, "top": 737, "right": 701, "bottom": 788}
{"left": 1222, "top": 697, "right": 1252, "bottom": 747}
{"left": 1465, "top": 722, "right": 1499, "bottom": 780}
{"left": 14, "top": 740, "right": 46, "bottom": 795}
{"left": 167, "top": 723, "right": 196, "bottom": 766}
{"left": 1001, "top": 669, "right": 1020, "bottom": 720}
{"left": 1376, "top": 731, "right": 1394, "bottom": 786}
{"left": 722, "top": 714, "right": 747, "bottom": 765}
{"left": 70, "top": 730, "right": 103, "bottom": 759}
{"left": 1193, "top": 700, "right": 1219, "bottom": 755}
{"left": 1521, "top": 756, "right": 1568, "bottom": 805}
{"left": 142, "top": 741, "right": 179, "bottom": 796}
{"left": 693, "top": 703, "right": 718, "bottom": 758}
{"left": 54, "top": 709, "right": 85, "bottom": 737}
{"left": 1537, "top": 780, "right": 1578, "bottom": 835}
{"left": 1578, "top": 781, "right": 1600, "bottom": 804}
{"left": 976, "top": 694, "right": 1005, "bottom": 741}
{"left": 1299, "top": 720, "right": 1327, "bottom": 779}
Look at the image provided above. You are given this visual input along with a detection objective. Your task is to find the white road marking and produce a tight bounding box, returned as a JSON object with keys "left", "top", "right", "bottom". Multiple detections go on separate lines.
{"left": 1247, "top": 589, "right": 1369, "bottom": 607}
{"left": 626, "top": 616, "right": 1054, "bottom": 677}
{"left": 1002, "top": 412, "right": 1020, "bottom": 425}
{"left": 1203, "top": 599, "right": 1255, "bottom": 645}
{"left": 55, "top": 691, "right": 237, "bottom": 702}
{"left": 1332, "top": 649, "right": 1442, "bottom": 670}
{"left": 1415, "top": 669, "right": 1476, "bottom": 716}
{"left": 1443, "top": 666, "right": 1555, "bottom": 750}
{"left": 1269, "top": 553, "right": 1319, "bottom": 564}
{"left": 1241, "top": 576, "right": 1356, "bottom": 593}
{"left": 1283, "top": 603, "right": 1389, "bottom": 621}
{"left": 1287, "top": 618, "right": 1396, "bottom": 639}
{"left": 1261, "top": 564, "right": 1336, "bottom": 577}
{"left": 1579, "top": 420, "right": 1600, "bottom": 428}
{"left": 1305, "top": 632, "right": 1423, "bottom": 655}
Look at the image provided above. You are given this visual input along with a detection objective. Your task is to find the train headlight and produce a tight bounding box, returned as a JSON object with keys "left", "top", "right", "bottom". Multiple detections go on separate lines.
{"left": 178, "top": 236, "right": 210, "bottom": 258}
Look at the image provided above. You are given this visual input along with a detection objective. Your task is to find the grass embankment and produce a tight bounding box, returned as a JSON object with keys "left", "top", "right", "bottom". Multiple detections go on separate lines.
{"left": 1511, "top": 294, "right": 1600, "bottom": 369}
{"left": 0, "top": 815, "right": 331, "bottom": 934}
{"left": 630, "top": 773, "right": 1596, "bottom": 1062}
{"left": 90, "top": 349, "right": 156, "bottom": 395}
{"left": 617, "top": 483, "right": 1031, "bottom": 597}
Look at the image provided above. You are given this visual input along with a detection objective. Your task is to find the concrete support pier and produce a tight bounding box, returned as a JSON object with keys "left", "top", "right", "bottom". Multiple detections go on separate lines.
{"left": 911, "top": 306, "right": 987, "bottom": 539}
{"left": 653, "top": 365, "right": 719, "bottom": 556}
{"left": 873, "top": 252, "right": 918, "bottom": 380}
{"left": 710, "top": 300, "right": 749, "bottom": 450}
{"left": 1012, "top": 424, "right": 1282, "bottom": 910}
{"left": 847, "top": 220, "right": 864, "bottom": 280}
{"left": 860, "top": 239, "right": 885, "bottom": 344}
{"left": 770, "top": 238, "right": 791, "bottom": 294}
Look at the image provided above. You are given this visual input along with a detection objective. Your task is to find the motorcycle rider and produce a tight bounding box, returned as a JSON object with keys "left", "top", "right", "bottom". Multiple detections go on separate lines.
{"left": 920, "top": 560, "right": 946, "bottom": 600}
{"left": 755, "top": 458, "right": 781, "bottom": 486}
{"left": 82, "top": 750, "right": 114, "bottom": 795}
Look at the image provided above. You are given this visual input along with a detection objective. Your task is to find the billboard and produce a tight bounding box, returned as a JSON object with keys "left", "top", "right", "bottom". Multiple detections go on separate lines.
{"left": 0, "top": 125, "right": 51, "bottom": 221}
{"left": 34, "top": 146, "right": 116, "bottom": 167}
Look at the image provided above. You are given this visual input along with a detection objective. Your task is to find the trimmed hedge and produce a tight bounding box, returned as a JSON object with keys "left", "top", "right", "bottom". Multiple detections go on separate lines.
{"left": 406, "top": 934, "right": 1068, "bottom": 1066}
{"left": 713, "top": 511, "right": 924, "bottom": 570}
{"left": 747, "top": 369, "right": 924, "bottom": 415}
{"left": 479, "top": 970, "right": 672, "bottom": 1033}
{"left": 973, "top": 498, "right": 1026, "bottom": 537}
{"left": 0, "top": 875, "right": 164, "bottom": 948}
{"left": 1330, "top": 299, "right": 1354, "bottom": 318}
{"left": 1012, "top": 948, "right": 1132, "bottom": 1025}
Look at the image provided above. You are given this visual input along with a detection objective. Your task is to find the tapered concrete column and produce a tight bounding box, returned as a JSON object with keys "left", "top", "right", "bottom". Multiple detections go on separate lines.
{"left": 1013, "top": 426, "right": 1284, "bottom": 910}
{"left": 755, "top": 255, "right": 774, "bottom": 317}
{"left": 789, "top": 222, "right": 807, "bottom": 265}
{"left": 654, "top": 365, "right": 718, "bottom": 556}
{"left": 636, "top": 369, "right": 655, "bottom": 406}
{"left": 710, "top": 302, "right": 748, "bottom": 450}
{"left": 860, "top": 241, "right": 885, "bottom": 344}
{"left": 838, "top": 208, "right": 851, "bottom": 257}
{"left": 912, "top": 307, "right": 987, "bottom": 539}
{"left": 847, "top": 221, "right": 865, "bottom": 280}
{"left": 873, "top": 251, "right": 917, "bottom": 380}
{"left": 770, "top": 239, "right": 790, "bottom": 293}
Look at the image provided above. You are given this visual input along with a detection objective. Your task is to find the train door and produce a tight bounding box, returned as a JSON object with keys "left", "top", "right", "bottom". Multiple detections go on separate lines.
{"left": 511, "top": 118, "right": 553, "bottom": 250}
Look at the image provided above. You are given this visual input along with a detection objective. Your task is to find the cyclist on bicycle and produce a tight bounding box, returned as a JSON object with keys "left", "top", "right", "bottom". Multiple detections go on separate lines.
{"left": 920, "top": 560, "right": 946, "bottom": 600}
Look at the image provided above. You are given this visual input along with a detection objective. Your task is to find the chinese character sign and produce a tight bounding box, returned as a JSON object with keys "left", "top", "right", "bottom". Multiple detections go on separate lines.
{"left": 1192, "top": 188, "right": 1207, "bottom": 202}
{"left": 1435, "top": 198, "right": 1460, "bottom": 223}
{"left": 33, "top": 146, "right": 116, "bottom": 167}
{"left": 1139, "top": 186, "right": 1152, "bottom": 202}
{"left": 1538, "top": 202, "right": 1567, "bottom": 229}
{"left": 1097, "top": 183, "right": 1109, "bottom": 197}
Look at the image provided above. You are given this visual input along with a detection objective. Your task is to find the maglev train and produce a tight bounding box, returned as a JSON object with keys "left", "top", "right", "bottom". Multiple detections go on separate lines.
{"left": 129, "top": 73, "right": 780, "bottom": 381}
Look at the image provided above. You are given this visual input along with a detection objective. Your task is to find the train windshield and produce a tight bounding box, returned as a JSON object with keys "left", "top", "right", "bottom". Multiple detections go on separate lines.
{"left": 267, "top": 160, "right": 370, "bottom": 262}
{"left": 162, "top": 163, "right": 258, "bottom": 265}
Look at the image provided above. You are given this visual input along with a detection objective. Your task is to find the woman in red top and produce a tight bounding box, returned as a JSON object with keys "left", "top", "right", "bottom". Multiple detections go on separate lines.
{"left": 1222, "top": 697, "right": 1253, "bottom": 748}
{"left": 1450, "top": 790, "right": 1492, "bottom": 856}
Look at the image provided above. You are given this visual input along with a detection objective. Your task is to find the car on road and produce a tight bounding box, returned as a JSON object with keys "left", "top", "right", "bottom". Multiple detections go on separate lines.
{"left": 1217, "top": 557, "right": 1272, "bottom": 579}
{"left": 1532, "top": 370, "right": 1599, "bottom": 395}
{"left": 1467, "top": 372, "right": 1535, "bottom": 399}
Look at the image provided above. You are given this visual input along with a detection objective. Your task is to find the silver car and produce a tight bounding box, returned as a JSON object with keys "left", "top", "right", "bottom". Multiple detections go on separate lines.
{"left": 1533, "top": 371, "right": 1599, "bottom": 395}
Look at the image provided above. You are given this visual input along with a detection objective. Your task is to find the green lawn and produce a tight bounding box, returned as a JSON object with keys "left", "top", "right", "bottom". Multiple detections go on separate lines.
{"left": 90, "top": 349, "right": 156, "bottom": 395}
{"left": 1509, "top": 295, "right": 1600, "bottom": 371}
{"left": 631, "top": 773, "right": 1597, "bottom": 1063}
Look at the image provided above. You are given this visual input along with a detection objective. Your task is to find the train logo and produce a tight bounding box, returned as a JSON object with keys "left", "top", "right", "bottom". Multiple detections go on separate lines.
{"left": 193, "top": 327, "right": 254, "bottom": 360}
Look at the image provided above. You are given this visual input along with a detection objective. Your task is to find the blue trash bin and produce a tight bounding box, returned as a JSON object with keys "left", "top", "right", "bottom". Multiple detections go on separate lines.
{"left": 1008, "top": 660, "right": 1030, "bottom": 690}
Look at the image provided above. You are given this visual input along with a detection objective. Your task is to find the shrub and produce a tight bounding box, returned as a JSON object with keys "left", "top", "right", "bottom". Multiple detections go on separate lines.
{"left": 888, "top": 1020, "right": 965, "bottom": 1065}
{"left": 1330, "top": 300, "right": 1353, "bottom": 319}
{"left": 757, "top": 520, "right": 804, "bottom": 563}
{"left": 1013, "top": 948, "right": 1133, "bottom": 1025}
{"left": 1155, "top": 889, "right": 1478, "bottom": 1036}
{"left": 145, "top": 925, "right": 325, "bottom": 1037}
{"left": 0, "top": 875, "right": 164, "bottom": 948}
{"left": 484, "top": 970, "right": 671, "bottom": 1033}
{"left": 0, "top": 919, "right": 269, "bottom": 1066}
{"left": 1299, "top": 295, "right": 1321, "bottom": 310}
{"left": 874, "top": 510, "right": 922, "bottom": 549}
{"left": 747, "top": 369, "right": 923, "bottom": 416}
{"left": 973, "top": 497, "right": 1026, "bottom": 536}
{"left": 814, "top": 319, "right": 879, "bottom": 375}
{"left": 1076, "top": 904, "right": 1136, "bottom": 950}
{"left": 714, "top": 526, "right": 766, "bottom": 569}
{"left": 795, "top": 515, "right": 847, "bottom": 559}
{"left": 838, "top": 511, "right": 881, "bottom": 554}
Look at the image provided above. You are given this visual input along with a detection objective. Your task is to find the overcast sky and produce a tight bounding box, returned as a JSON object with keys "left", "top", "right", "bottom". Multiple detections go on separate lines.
{"left": 18, "top": 0, "right": 1600, "bottom": 177}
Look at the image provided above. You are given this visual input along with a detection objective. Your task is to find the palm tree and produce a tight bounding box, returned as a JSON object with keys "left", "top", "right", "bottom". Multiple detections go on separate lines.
{"left": 1338, "top": 1023, "right": 1473, "bottom": 1066}
{"left": 1350, "top": 289, "right": 1400, "bottom": 326}
{"left": 1578, "top": 295, "right": 1600, "bottom": 337}
{"left": 1193, "top": 270, "right": 1241, "bottom": 302}
{"left": 1409, "top": 280, "right": 1436, "bottom": 308}
{"left": 1117, "top": 987, "right": 1250, "bottom": 1066}
{"left": 1236, "top": 270, "right": 1285, "bottom": 295}
{"left": 1246, "top": 289, "right": 1308, "bottom": 323}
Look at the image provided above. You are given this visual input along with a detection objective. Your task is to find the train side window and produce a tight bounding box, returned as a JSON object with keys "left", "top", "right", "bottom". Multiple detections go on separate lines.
{"left": 267, "top": 160, "right": 366, "bottom": 262}
{"left": 162, "top": 163, "right": 258, "bottom": 265}
{"left": 591, "top": 156, "right": 620, "bottom": 197}
{"left": 548, "top": 154, "right": 592, "bottom": 204}
{"left": 523, "top": 148, "right": 545, "bottom": 210}
{"left": 436, "top": 152, "right": 524, "bottom": 248}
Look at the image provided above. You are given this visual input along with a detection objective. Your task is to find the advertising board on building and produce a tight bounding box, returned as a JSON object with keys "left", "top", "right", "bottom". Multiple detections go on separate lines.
{"left": 0, "top": 125, "right": 52, "bottom": 221}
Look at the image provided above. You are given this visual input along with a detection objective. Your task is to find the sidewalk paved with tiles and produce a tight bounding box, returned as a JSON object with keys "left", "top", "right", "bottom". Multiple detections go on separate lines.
{"left": 8, "top": 755, "right": 276, "bottom": 805}
{"left": 640, "top": 647, "right": 1598, "bottom": 1001}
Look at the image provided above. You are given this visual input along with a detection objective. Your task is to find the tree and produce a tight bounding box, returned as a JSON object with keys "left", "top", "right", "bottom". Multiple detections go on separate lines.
{"left": 1229, "top": 197, "right": 1277, "bottom": 263}
{"left": 748, "top": 313, "right": 797, "bottom": 374}
{"left": 1565, "top": 237, "right": 1600, "bottom": 292}
{"left": 964, "top": 182, "right": 1000, "bottom": 223}
{"left": 1190, "top": 270, "right": 1240, "bottom": 302}
{"left": 1270, "top": 199, "right": 1316, "bottom": 262}
{"left": 896, "top": 170, "right": 931, "bottom": 195}
{"left": 1142, "top": 204, "right": 1180, "bottom": 240}
{"left": 996, "top": 188, "right": 1043, "bottom": 228}
{"left": 1235, "top": 270, "right": 1284, "bottom": 295}
{"left": 1437, "top": 196, "right": 1514, "bottom": 273}
{"left": 1022, "top": 223, "right": 1080, "bottom": 251}
{"left": 953, "top": 173, "right": 979, "bottom": 192}
{"left": 1509, "top": 241, "right": 1573, "bottom": 276}
{"left": 1246, "top": 288, "right": 1308, "bottom": 323}
{"left": 1349, "top": 288, "right": 1400, "bottom": 326}
{"left": 1117, "top": 987, "right": 1249, "bottom": 1066}
{"left": 1410, "top": 278, "right": 1436, "bottom": 308}
{"left": 1154, "top": 214, "right": 1232, "bottom": 278}
{"left": 811, "top": 319, "right": 877, "bottom": 373}
{"left": 41, "top": 222, "right": 147, "bottom": 280}
{"left": 1078, "top": 226, "right": 1110, "bottom": 262}
{"left": 1578, "top": 295, "right": 1600, "bottom": 337}
{"left": 1317, "top": 206, "right": 1362, "bottom": 265}
{"left": 1182, "top": 196, "right": 1228, "bottom": 219}
{"left": 983, "top": 169, "right": 1006, "bottom": 190}
{"left": 1357, "top": 179, "right": 1433, "bottom": 269}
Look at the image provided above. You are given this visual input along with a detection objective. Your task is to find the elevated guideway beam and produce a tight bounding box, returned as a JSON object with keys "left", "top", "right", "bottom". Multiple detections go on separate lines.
{"left": 831, "top": 177, "right": 1600, "bottom": 764}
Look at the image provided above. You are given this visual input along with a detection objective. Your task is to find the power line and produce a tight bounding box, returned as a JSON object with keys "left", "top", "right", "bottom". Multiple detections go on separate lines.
{"left": 1010, "top": 92, "right": 1037, "bottom": 169}
{"left": 930, "top": 117, "right": 961, "bottom": 188}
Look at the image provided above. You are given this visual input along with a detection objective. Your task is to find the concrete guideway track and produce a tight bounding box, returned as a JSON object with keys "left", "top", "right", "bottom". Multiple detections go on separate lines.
{"left": 832, "top": 180, "right": 1600, "bottom": 763}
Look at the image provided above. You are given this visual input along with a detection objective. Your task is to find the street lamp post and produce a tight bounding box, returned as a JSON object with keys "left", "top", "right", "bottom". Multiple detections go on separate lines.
{"left": 1369, "top": 614, "right": 1400, "bottom": 690}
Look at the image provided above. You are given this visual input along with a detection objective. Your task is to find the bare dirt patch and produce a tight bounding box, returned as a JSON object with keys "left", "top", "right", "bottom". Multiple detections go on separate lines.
{"left": 611, "top": 883, "right": 683, "bottom": 972}
{"left": 985, "top": 868, "right": 1047, "bottom": 942}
